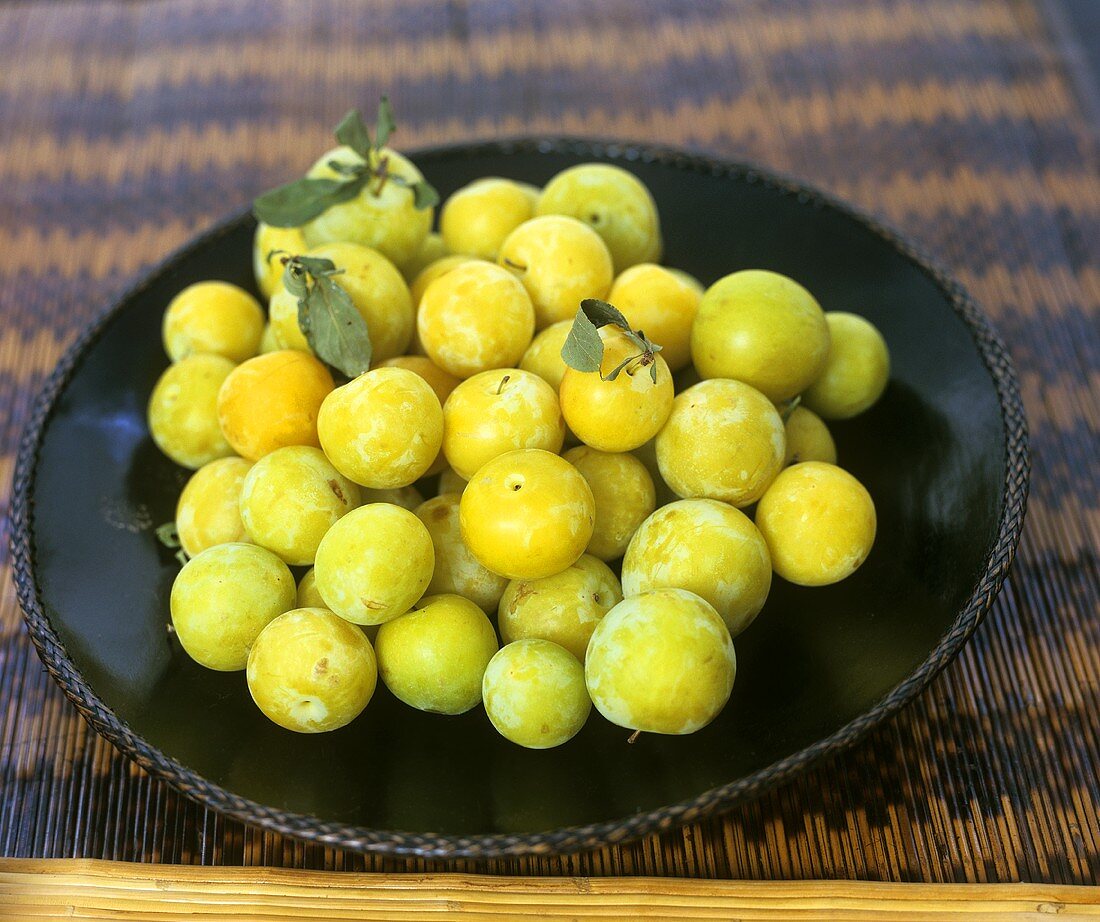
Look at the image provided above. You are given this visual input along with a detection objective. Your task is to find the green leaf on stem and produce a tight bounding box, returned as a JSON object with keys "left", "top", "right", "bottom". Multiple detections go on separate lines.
{"left": 253, "top": 175, "right": 366, "bottom": 227}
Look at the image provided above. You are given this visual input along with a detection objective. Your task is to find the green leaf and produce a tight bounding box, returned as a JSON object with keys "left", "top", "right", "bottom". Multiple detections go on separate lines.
{"left": 301, "top": 273, "right": 372, "bottom": 377}
{"left": 650, "top": 360, "right": 659, "bottom": 385}
{"left": 334, "top": 108, "right": 373, "bottom": 159}
{"left": 580, "top": 298, "right": 631, "bottom": 331}
{"left": 253, "top": 175, "right": 366, "bottom": 227}
{"left": 375, "top": 96, "right": 396, "bottom": 149}
{"left": 560, "top": 307, "right": 605, "bottom": 373}
{"left": 409, "top": 179, "right": 440, "bottom": 210}
{"left": 155, "top": 522, "right": 181, "bottom": 549}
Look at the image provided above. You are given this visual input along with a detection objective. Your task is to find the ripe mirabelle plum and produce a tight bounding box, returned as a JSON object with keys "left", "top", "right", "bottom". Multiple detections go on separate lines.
{"left": 148, "top": 353, "right": 236, "bottom": 469}
{"left": 656, "top": 378, "right": 785, "bottom": 507}
{"left": 459, "top": 449, "right": 594, "bottom": 580}
{"left": 239, "top": 446, "right": 360, "bottom": 566}
{"left": 269, "top": 241, "right": 414, "bottom": 363}
{"left": 559, "top": 327, "right": 673, "bottom": 453}
{"left": 783, "top": 406, "right": 837, "bottom": 466}
{"left": 802, "top": 312, "right": 890, "bottom": 419}
{"left": 518, "top": 320, "right": 572, "bottom": 391}
{"left": 691, "top": 269, "right": 830, "bottom": 402}
{"left": 376, "top": 355, "right": 461, "bottom": 406}
{"left": 497, "top": 215, "right": 613, "bottom": 329}
{"left": 246, "top": 607, "right": 377, "bottom": 733}
{"left": 409, "top": 254, "right": 475, "bottom": 308}
{"left": 301, "top": 145, "right": 432, "bottom": 267}
{"left": 175, "top": 456, "right": 252, "bottom": 557}
{"left": 621, "top": 499, "right": 771, "bottom": 637}
{"left": 497, "top": 554, "right": 622, "bottom": 661}
{"left": 755, "top": 462, "right": 876, "bottom": 586}
{"left": 482, "top": 639, "right": 591, "bottom": 748}
{"left": 317, "top": 367, "right": 443, "bottom": 488}
{"left": 442, "top": 369, "right": 564, "bottom": 480}
{"left": 536, "top": 164, "right": 661, "bottom": 273}
{"left": 561, "top": 446, "right": 655, "bottom": 561}
{"left": 170, "top": 543, "right": 295, "bottom": 671}
{"left": 253, "top": 222, "right": 308, "bottom": 300}
{"left": 374, "top": 594, "right": 498, "bottom": 715}
{"left": 585, "top": 588, "right": 736, "bottom": 735}
{"left": 162, "top": 281, "right": 264, "bottom": 363}
{"left": 216, "top": 351, "right": 334, "bottom": 461}
{"left": 313, "top": 503, "right": 434, "bottom": 625}
{"left": 397, "top": 231, "right": 448, "bottom": 283}
{"left": 418, "top": 261, "right": 535, "bottom": 378}
{"left": 441, "top": 178, "right": 535, "bottom": 260}
{"left": 666, "top": 267, "right": 704, "bottom": 294}
{"left": 376, "top": 356, "right": 460, "bottom": 476}
{"left": 415, "top": 493, "right": 508, "bottom": 613}
{"left": 608, "top": 264, "right": 700, "bottom": 371}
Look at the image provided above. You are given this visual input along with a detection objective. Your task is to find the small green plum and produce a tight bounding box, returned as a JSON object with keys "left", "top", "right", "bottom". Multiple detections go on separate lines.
{"left": 374, "top": 593, "right": 499, "bottom": 715}
{"left": 585, "top": 588, "right": 736, "bottom": 735}
{"left": 691, "top": 269, "right": 830, "bottom": 402}
{"left": 518, "top": 319, "right": 572, "bottom": 391}
{"left": 482, "top": 639, "right": 591, "bottom": 748}
{"left": 802, "top": 312, "right": 890, "bottom": 419}
{"left": 239, "top": 446, "right": 360, "bottom": 566}
{"left": 397, "top": 231, "right": 448, "bottom": 283}
{"left": 148, "top": 353, "right": 236, "bottom": 469}
{"left": 536, "top": 163, "right": 661, "bottom": 273}
{"left": 296, "top": 567, "right": 326, "bottom": 609}
{"left": 313, "top": 503, "right": 434, "bottom": 625}
{"left": 498, "top": 554, "right": 622, "bottom": 661}
{"left": 247, "top": 608, "right": 377, "bottom": 733}
{"left": 416, "top": 493, "right": 508, "bottom": 613}
{"left": 561, "top": 446, "right": 656, "bottom": 561}
{"left": 359, "top": 484, "right": 425, "bottom": 511}
{"left": 783, "top": 406, "right": 837, "bottom": 466}
{"left": 621, "top": 499, "right": 771, "bottom": 637}
{"left": 170, "top": 543, "right": 295, "bottom": 671}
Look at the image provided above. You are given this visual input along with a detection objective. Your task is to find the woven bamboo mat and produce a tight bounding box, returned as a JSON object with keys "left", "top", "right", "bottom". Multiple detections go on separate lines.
{"left": 0, "top": 0, "right": 1097, "bottom": 884}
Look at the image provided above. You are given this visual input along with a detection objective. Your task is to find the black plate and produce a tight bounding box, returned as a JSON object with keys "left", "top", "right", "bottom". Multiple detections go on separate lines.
{"left": 11, "top": 139, "right": 1028, "bottom": 858}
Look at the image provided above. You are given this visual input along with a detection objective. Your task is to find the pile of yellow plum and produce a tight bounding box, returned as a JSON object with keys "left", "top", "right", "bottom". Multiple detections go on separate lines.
{"left": 148, "top": 103, "right": 889, "bottom": 748}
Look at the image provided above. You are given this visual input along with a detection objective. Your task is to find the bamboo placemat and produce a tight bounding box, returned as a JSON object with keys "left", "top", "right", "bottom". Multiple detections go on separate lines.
{"left": 1, "top": 0, "right": 1097, "bottom": 884}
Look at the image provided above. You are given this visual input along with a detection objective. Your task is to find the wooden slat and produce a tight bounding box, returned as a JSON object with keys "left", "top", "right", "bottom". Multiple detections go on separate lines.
{"left": 0, "top": 860, "right": 1098, "bottom": 920}
{"left": 0, "top": 0, "right": 1098, "bottom": 886}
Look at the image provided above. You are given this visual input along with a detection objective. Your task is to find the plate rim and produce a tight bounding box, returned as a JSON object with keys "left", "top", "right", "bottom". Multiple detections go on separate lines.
{"left": 9, "top": 137, "right": 1030, "bottom": 859}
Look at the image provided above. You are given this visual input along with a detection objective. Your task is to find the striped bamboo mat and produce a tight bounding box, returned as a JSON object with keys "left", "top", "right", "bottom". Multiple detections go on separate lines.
{"left": 1, "top": 0, "right": 1097, "bottom": 883}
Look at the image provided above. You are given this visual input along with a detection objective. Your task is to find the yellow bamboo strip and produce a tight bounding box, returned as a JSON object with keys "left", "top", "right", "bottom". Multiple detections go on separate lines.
{"left": 0, "top": 860, "right": 1097, "bottom": 920}
{"left": 0, "top": 1, "right": 1024, "bottom": 99}
{"left": 0, "top": 74, "right": 1078, "bottom": 185}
